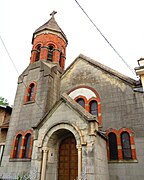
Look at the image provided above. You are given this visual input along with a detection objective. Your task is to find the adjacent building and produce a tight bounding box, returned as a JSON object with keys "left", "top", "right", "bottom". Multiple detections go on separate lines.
{"left": 0, "top": 105, "right": 12, "bottom": 166}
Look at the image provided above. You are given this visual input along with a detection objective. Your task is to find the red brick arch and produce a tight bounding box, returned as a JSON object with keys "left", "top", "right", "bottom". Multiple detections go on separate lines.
{"left": 10, "top": 131, "right": 24, "bottom": 159}
{"left": 106, "top": 129, "right": 119, "bottom": 160}
{"left": 118, "top": 128, "right": 136, "bottom": 160}
{"left": 24, "top": 81, "right": 37, "bottom": 103}
{"left": 10, "top": 130, "right": 33, "bottom": 159}
{"left": 68, "top": 85, "right": 101, "bottom": 99}
{"left": 30, "top": 43, "right": 43, "bottom": 63}
{"left": 31, "top": 33, "right": 67, "bottom": 70}
{"left": 106, "top": 128, "right": 136, "bottom": 161}
{"left": 68, "top": 86, "right": 102, "bottom": 125}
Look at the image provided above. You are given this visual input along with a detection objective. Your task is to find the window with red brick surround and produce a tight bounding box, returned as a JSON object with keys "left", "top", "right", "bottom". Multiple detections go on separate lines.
{"left": 10, "top": 130, "right": 33, "bottom": 159}
{"left": 35, "top": 44, "right": 41, "bottom": 61}
{"left": 24, "top": 82, "right": 37, "bottom": 103}
{"left": 15, "top": 134, "right": 22, "bottom": 158}
{"left": 121, "top": 132, "right": 132, "bottom": 159}
{"left": 108, "top": 132, "right": 118, "bottom": 160}
{"left": 89, "top": 100, "right": 98, "bottom": 116}
{"left": 30, "top": 43, "right": 43, "bottom": 63}
{"left": 75, "top": 97, "right": 86, "bottom": 108}
{"left": 106, "top": 128, "right": 136, "bottom": 161}
{"left": 69, "top": 86, "right": 102, "bottom": 125}
{"left": 47, "top": 44, "right": 55, "bottom": 62}
{"left": 74, "top": 95, "right": 102, "bottom": 125}
{"left": 23, "top": 130, "right": 33, "bottom": 159}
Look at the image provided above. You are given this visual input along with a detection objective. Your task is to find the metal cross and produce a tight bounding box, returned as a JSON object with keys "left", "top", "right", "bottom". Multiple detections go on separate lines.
{"left": 50, "top": 11, "right": 57, "bottom": 18}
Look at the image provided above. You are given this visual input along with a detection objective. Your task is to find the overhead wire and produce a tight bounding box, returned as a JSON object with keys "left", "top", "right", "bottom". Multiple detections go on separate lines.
{"left": 0, "top": 35, "right": 45, "bottom": 113}
{"left": 74, "top": 0, "right": 136, "bottom": 76}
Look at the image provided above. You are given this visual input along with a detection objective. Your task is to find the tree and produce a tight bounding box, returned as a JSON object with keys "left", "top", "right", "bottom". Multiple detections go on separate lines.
{"left": 0, "top": 97, "right": 9, "bottom": 106}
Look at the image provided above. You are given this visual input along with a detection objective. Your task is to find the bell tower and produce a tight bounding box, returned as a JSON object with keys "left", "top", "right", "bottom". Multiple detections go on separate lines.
{"left": 0, "top": 12, "right": 68, "bottom": 179}
{"left": 30, "top": 11, "right": 68, "bottom": 70}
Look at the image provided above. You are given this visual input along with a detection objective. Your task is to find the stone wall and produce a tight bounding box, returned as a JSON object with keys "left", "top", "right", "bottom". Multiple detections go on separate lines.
{"left": 31, "top": 100, "right": 109, "bottom": 180}
{"left": 61, "top": 58, "right": 144, "bottom": 134}
{"left": 0, "top": 61, "right": 61, "bottom": 178}
{"left": 61, "top": 57, "right": 144, "bottom": 179}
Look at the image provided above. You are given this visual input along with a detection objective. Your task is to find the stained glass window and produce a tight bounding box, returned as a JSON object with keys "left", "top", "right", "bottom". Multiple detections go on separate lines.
{"left": 90, "top": 100, "right": 98, "bottom": 116}
{"left": 76, "top": 98, "right": 85, "bottom": 108}
{"left": 121, "top": 132, "right": 132, "bottom": 159}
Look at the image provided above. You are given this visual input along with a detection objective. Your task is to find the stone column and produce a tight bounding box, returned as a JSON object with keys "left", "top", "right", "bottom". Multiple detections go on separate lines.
{"left": 30, "top": 50, "right": 37, "bottom": 63}
{"left": 76, "top": 145, "right": 82, "bottom": 180}
{"left": 41, "top": 147, "right": 49, "bottom": 180}
{"left": 40, "top": 46, "right": 48, "bottom": 60}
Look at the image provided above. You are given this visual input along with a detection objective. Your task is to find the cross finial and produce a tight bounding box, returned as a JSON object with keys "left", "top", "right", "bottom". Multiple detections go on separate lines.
{"left": 50, "top": 11, "right": 57, "bottom": 18}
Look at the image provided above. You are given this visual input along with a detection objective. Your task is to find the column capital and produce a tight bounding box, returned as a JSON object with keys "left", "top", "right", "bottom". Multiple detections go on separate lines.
{"left": 42, "top": 147, "right": 49, "bottom": 153}
{"left": 76, "top": 144, "right": 82, "bottom": 149}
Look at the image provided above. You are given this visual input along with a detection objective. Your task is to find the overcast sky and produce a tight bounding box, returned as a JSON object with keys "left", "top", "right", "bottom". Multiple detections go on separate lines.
{"left": 1, "top": 0, "right": 144, "bottom": 105}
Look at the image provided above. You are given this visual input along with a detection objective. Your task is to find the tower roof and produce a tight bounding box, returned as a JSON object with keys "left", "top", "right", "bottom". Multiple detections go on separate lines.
{"left": 32, "top": 11, "right": 68, "bottom": 43}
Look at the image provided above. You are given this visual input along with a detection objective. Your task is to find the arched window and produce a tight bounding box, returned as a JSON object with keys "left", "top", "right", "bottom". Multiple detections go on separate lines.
{"left": 59, "top": 52, "right": 63, "bottom": 68}
{"left": 24, "top": 133, "right": 31, "bottom": 158}
{"left": 24, "top": 82, "right": 37, "bottom": 103}
{"left": 28, "top": 83, "right": 35, "bottom": 101}
{"left": 15, "top": 134, "right": 22, "bottom": 158}
{"left": 121, "top": 132, "right": 132, "bottom": 160}
{"left": 76, "top": 98, "right": 85, "bottom": 108}
{"left": 35, "top": 44, "right": 41, "bottom": 61}
{"left": 108, "top": 132, "right": 118, "bottom": 160}
{"left": 90, "top": 100, "right": 98, "bottom": 116}
{"left": 47, "top": 45, "right": 54, "bottom": 61}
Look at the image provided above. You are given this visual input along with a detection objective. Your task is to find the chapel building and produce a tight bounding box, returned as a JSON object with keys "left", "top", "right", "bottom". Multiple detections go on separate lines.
{"left": 0, "top": 12, "right": 144, "bottom": 180}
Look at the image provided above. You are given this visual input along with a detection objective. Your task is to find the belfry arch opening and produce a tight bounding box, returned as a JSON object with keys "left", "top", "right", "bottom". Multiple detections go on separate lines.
{"left": 47, "top": 45, "right": 54, "bottom": 61}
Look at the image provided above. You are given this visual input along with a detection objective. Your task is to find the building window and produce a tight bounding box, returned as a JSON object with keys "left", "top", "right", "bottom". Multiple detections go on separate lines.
{"left": 35, "top": 44, "right": 41, "bottom": 61}
{"left": 15, "top": 134, "right": 22, "bottom": 158}
{"left": 90, "top": 100, "right": 98, "bottom": 116}
{"left": 71, "top": 86, "right": 102, "bottom": 125}
{"left": 24, "top": 133, "right": 31, "bottom": 158}
{"left": 107, "top": 128, "right": 136, "bottom": 161}
{"left": 24, "top": 82, "right": 37, "bottom": 103}
{"left": 108, "top": 132, "right": 118, "bottom": 160}
{"left": 10, "top": 131, "right": 33, "bottom": 159}
{"left": 121, "top": 132, "right": 132, "bottom": 160}
{"left": 47, "top": 45, "right": 54, "bottom": 61}
{"left": 76, "top": 98, "right": 85, "bottom": 108}
{"left": 59, "top": 52, "right": 63, "bottom": 68}
{"left": 28, "top": 83, "right": 35, "bottom": 101}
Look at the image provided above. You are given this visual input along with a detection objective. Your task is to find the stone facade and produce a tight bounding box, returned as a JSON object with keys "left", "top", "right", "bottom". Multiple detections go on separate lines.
{"left": 0, "top": 61, "right": 62, "bottom": 178}
{"left": 61, "top": 55, "right": 144, "bottom": 180}
{"left": 31, "top": 94, "right": 108, "bottom": 180}
{"left": 1, "top": 13, "right": 144, "bottom": 180}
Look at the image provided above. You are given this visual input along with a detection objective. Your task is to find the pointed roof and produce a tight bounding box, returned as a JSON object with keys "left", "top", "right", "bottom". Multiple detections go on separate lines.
{"left": 32, "top": 93, "right": 98, "bottom": 129}
{"left": 32, "top": 11, "right": 67, "bottom": 43}
{"left": 62, "top": 54, "right": 138, "bottom": 86}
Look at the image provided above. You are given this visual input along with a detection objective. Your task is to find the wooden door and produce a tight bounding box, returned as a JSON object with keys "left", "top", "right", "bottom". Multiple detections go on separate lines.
{"left": 58, "top": 137, "right": 78, "bottom": 180}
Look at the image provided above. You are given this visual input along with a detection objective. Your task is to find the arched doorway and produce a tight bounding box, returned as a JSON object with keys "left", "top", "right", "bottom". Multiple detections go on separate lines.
{"left": 40, "top": 124, "right": 82, "bottom": 180}
{"left": 58, "top": 136, "right": 78, "bottom": 180}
